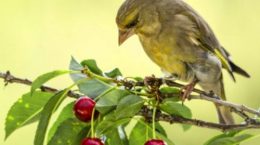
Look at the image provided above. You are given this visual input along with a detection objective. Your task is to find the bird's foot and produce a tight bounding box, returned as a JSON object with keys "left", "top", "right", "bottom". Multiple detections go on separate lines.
{"left": 180, "top": 79, "right": 198, "bottom": 104}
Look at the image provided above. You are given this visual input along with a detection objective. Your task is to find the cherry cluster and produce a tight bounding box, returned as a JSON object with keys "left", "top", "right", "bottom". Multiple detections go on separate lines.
{"left": 73, "top": 96, "right": 166, "bottom": 145}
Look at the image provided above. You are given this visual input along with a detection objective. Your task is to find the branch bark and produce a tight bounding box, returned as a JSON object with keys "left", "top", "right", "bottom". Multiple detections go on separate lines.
{"left": 139, "top": 106, "right": 260, "bottom": 132}
{"left": 1, "top": 71, "right": 260, "bottom": 131}
{"left": 0, "top": 71, "right": 81, "bottom": 98}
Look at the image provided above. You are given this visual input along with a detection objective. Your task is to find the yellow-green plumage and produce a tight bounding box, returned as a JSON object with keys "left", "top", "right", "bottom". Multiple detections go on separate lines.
{"left": 116, "top": 0, "right": 250, "bottom": 124}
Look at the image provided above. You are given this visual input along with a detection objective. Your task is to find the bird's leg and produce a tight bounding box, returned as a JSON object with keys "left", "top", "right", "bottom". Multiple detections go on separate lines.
{"left": 180, "top": 78, "right": 198, "bottom": 103}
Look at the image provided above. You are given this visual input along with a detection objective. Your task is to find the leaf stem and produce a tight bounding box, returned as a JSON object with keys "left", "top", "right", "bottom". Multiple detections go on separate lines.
{"left": 82, "top": 68, "right": 114, "bottom": 83}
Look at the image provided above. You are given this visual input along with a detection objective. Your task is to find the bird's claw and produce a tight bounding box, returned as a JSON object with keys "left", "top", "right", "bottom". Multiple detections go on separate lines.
{"left": 180, "top": 84, "right": 194, "bottom": 104}
{"left": 180, "top": 79, "right": 198, "bottom": 105}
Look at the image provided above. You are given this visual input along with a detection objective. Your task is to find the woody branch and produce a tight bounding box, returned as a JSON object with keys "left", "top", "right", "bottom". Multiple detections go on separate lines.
{"left": 0, "top": 71, "right": 260, "bottom": 131}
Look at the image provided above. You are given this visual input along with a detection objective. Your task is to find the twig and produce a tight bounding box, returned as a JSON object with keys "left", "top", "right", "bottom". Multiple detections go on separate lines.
{"left": 0, "top": 71, "right": 81, "bottom": 98}
{"left": 191, "top": 94, "right": 260, "bottom": 117}
{"left": 139, "top": 106, "right": 260, "bottom": 132}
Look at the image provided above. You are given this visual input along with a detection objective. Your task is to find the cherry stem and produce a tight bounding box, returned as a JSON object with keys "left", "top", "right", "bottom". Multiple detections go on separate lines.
{"left": 152, "top": 101, "right": 159, "bottom": 139}
{"left": 91, "top": 107, "right": 96, "bottom": 138}
{"left": 146, "top": 125, "right": 149, "bottom": 141}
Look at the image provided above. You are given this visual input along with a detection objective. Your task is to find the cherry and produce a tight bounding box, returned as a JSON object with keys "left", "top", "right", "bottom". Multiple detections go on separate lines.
{"left": 145, "top": 139, "right": 167, "bottom": 145}
{"left": 73, "top": 97, "right": 97, "bottom": 122}
{"left": 81, "top": 138, "right": 104, "bottom": 145}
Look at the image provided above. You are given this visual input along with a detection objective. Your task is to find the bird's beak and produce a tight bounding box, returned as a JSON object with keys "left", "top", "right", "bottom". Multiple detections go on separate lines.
{"left": 118, "top": 29, "right": 135, "bottom": 46}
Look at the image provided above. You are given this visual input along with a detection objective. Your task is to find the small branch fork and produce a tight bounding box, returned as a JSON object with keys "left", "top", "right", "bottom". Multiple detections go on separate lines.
{"left": 1, "top": 71, "right": 260, "bottom": 131}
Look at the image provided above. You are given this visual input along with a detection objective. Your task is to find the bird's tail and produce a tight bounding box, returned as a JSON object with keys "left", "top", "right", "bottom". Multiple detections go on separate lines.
{"left": 200, "top": 75, "right": 234, "bottom": 124}
{"left": 215, "top": 76, "right": 234, "bottom": 124}
{"left": 229, "top": 61, "right": 250, "bottom": 78}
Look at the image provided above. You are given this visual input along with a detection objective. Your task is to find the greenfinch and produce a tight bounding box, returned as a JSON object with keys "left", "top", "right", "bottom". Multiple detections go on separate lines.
{"left": 116, "top": 0, "right": 250, "bottom": 124}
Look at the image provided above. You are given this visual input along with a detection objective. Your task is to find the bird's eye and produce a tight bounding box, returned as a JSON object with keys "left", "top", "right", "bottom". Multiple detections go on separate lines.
{"left": 126, "top": 18, "right": 138, "bottom": 28}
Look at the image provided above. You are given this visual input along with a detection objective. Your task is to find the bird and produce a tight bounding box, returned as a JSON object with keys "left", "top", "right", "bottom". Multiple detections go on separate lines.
{"left": 116, "top": 0, "right": 250, "bottom": 124}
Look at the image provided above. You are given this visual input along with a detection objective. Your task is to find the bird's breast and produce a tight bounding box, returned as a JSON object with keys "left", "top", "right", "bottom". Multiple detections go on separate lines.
{"left": 138, "top": 35, "right": 193, "bottom": 81}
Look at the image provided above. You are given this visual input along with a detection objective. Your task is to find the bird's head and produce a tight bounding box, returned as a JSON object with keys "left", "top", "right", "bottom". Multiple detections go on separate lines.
{"left": 116, "top": 0, "right": 160, "bottom": 45}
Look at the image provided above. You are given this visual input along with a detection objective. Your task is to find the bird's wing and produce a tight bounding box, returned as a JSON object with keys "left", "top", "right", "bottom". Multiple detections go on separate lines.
{"left": 173, "top": 10, "right": 236, "bottom": 81}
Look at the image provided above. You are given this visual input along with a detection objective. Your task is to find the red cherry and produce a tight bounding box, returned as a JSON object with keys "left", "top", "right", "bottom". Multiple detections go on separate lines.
{"left": 74, "top": 97, "right": 97, "bottom": 122}
{"left": 81, "top": 138, "right": 104, "bottom": 145}
{"left": 145, "top": 139, "right": 167, "bottom": 145}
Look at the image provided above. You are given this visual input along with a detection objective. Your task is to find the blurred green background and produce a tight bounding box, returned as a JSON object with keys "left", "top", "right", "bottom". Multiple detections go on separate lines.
{"left": 1, "top": 0, "right": 260, "bottom": 144}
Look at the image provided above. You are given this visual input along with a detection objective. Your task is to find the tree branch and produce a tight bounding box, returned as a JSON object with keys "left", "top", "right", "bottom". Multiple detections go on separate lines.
{"left": 1, "top": 71, "right": 260, "bottom": 131}
{"left": 133, "top": 76, "right": 260, "bottom": 117}
{"left": 0, "top": 71, "right": 81, "bottom": 98}
{"left": 139, "top": 106, "right": 260, "bottom": 132}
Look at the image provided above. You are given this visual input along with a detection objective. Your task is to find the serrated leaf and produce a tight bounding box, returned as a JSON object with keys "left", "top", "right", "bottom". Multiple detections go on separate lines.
{"left": 31, "top": 70, "right": 72, "bottom": 95}
{"left": 129, "top": 119, "right": 174, "bottom": 145}
{"left": 81, "top": 59, "right": 103, "bottom": 75}
{"left": 105, "top": 126, "right": 129, "bottom": 145}
{"left": 48, "top": 102, "right": 75, "bottom": 141}
{"left": 204, "top": 134, "right": 254, "bottom": 145}
{"left": 78, "top": 79, "right": 111, "bottom": 98}
{"left": 115, "top": 95, "right": 144, "bottom": 119}
{"left": 5, "top": 91, "right": 54, "bottom": 139}
{"left": 69, "top": 56, "right": 86, "bottom": 82}
{"left": 34, "top": 89, "right": 70, "bottom": 145}
{"left": 69, "top": 57, "right": 111, "bottom": 98}
{"left": 70, "top": 56, "right": 83, "bottom": 71}
{"left": 160, "top": 101, "right": 192, "bottom": 119}
{"left": 104, "top": 68, "right": 122, "bottom": 78}
{"left": 95, "top": 89, "right": 130, "bottom": 114}
{"left": 48, "top": 118, "right": 90, "bottom": 145}
{"left": 96, "top": 118, "right": 131, "bottom": 136}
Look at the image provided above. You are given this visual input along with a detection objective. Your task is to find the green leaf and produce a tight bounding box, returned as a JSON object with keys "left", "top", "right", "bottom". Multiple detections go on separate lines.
{"left": 160, "top": 87, "right": 180, "bottom": 102}
{"left": 204, "top": 131, "right": 240, "bottom": 145}
{"left": 34, "top": 89, "right": 70, "bottom": 145}
{"left": 160, "top": 101, "right": 192, "bottom": 131}
{"left": 105, "top": 126, "right": 129, "bottom": 145}
{"left": 129, "top": 120, "right": 150, "bottom": 145}
{"left": 160, "top": 87, "right": 180, "bottom": 94}
{"left": 47, "top": 102, "right": 75, "bottom": 141}
{"left": 69, "top": 56, "right": 85, "bottom": 82}
{"left": 129, "top": 119, "right": 174, "bottom": 145}
{"left": 81, "top": 59, "right": 103, "bottom": 75}
{"left": 205, "top": 134, "right": 254, "bottom": 145}
{"left": 69, "top": 57, "right": 111, "bottom": 98}
{"left": 48, "top": 118, "right": 90, "bottom": 145}
{"left": 160, "top": 101, "right": 192, "bottom": 119}
{"left": 115, "top": 95, "right": 144, "bottom": 119}
{"left": 132, "top": 77, "right": 144, "bottom": 82}
{"left": 104, "top": 68, "right": 122, "bottom": 78}
{"left": 96, "top": 118, "right": 131, "bottom": 136}
{"left": 5, "top": 91, "right": 54, "bottom": 139}
{"left": 31, "top": 70, "right": 72, "bottom": 95}
{"left": 154, "top": 122, "right": 167, "bottom": 138}
{"left": 95, "top": 89, "right": 130, "bottom": 114}
{"left": 204, "top": 131, "right": 255, "bottom": 145}
{"left": 78, "top": 79, "right": 111, "bottom": 98}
